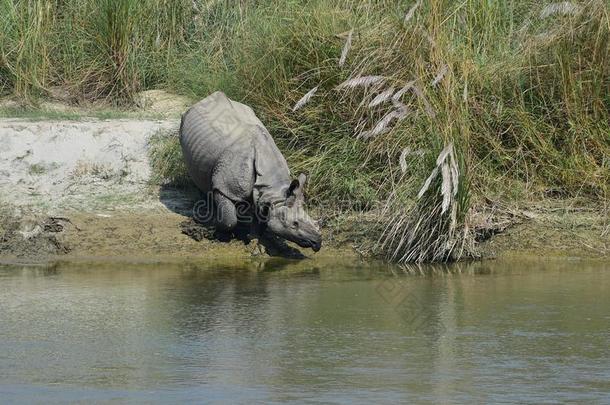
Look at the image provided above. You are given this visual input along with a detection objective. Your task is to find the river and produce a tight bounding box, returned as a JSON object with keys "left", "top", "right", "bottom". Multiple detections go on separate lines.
{"left": 1, "top": 258, "right": 608, "bottom": 403}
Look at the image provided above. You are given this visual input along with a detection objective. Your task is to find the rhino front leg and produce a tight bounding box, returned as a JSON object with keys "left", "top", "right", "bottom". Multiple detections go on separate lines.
{"left": 213, "top": 191, "right": 238, "bottom": 232}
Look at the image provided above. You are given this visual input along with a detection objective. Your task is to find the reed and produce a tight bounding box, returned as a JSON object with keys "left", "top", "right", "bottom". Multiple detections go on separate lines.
{"left": 0, "top": 0, "right": 53, "bottom": 101}
{"left": 378, "top": 143, "right": 473, "bottom": 263}
{"left": 292, "top": 86, "right": 319, "bottom": 112}
{"left": 338, "top": 29, "right": 353, "bottom": 67}
{"left": 148, "top": 131, "right": 190, "bottom": 187}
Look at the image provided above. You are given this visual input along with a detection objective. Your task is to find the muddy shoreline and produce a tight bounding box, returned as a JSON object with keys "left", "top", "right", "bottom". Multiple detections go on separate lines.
{"left": 1, "top": 202, "right": 608, "bottom": 266}
{"left": 0, "top": 208, "right": 366, "bottom": 265}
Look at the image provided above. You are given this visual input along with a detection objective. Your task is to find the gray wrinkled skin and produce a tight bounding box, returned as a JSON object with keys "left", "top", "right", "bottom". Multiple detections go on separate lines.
{"left": 179, "top": 91, "right": 322, "bottom": 251}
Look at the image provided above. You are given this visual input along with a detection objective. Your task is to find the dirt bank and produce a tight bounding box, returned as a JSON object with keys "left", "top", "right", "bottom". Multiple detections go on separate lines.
{"left": 0, "top": 117, "right": 366, "bottom": 264}
{"left": 0, "top": 117, "right": 608, "bottom": 265}
{"left": 0, "top": 118, "right": 178, "bottom": 210}
{"left": 476, "top": 201, "right": 608, "bottom": 259}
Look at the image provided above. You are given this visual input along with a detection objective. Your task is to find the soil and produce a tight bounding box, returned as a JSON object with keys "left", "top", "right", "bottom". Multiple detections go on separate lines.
{"left": 0, "top": 118, "right": 178, "bottom": 210}
{"left": 0, "top": 108, "right": 369, "bottom": 265}
{"left": 1, "top": 201, "right": 606, "bottom": 265}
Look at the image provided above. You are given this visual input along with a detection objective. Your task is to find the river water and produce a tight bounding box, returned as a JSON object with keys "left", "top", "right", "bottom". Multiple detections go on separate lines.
{"left": 0, "top": 258, "right": 609, "bottom": 403}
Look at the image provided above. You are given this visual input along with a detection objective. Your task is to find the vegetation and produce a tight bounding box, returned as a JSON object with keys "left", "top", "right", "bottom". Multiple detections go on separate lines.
{"left": 2, "top": 0, "right": 609, "bottom": 262}
{"left": 148, "top": 132, "right": 190, "bottom": 187}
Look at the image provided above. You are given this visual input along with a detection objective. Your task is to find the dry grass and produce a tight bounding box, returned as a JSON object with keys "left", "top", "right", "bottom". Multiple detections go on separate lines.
{"left": 377, "top": 143, "right": 473, "bottom": 263}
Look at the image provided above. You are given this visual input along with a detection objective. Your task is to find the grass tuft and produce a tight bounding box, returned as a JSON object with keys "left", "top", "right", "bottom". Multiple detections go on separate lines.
{"left": 148, "top": 131, "right": 190, "bottom": 187}
{"left": 377, "top": 143, "right": 474, "bottom": 263}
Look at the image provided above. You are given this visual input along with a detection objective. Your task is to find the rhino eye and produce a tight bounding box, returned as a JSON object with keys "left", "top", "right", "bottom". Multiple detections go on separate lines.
{"left": 292, "top": 221, "right": 299, "bottom": 228}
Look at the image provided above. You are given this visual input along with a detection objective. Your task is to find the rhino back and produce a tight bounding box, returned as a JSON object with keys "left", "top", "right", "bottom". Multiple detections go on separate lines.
{"left": 179, "top": 92, "right": 262, "bottom": 193}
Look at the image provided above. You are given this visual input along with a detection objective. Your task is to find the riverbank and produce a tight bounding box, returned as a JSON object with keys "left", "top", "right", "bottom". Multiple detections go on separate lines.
{"left": 0, "top": 209, "right": 367, "bottom": 265}
{"left": 2, "top": 208, "right": 608, "bottom": 266}
{"left": 1, "top": 113, "right": 608, "bottom": 265}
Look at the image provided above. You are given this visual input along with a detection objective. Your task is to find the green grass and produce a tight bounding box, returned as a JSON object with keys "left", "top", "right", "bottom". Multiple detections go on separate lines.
{"left": 148, "top": 132, "right": 190, "bottom": 187}
{"left": 2, "top": 0, "right": 609, "bottom": 262}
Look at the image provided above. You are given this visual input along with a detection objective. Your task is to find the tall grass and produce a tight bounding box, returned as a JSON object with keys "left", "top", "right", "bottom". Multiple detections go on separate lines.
{"left": 2, "top": 0, "right": 609, "bottom": 262}
{"left": 0, "top": 0, "right": 53, "bottom": 101}
{"left": 1, "top": 0, "right": 195, "bottom": 103}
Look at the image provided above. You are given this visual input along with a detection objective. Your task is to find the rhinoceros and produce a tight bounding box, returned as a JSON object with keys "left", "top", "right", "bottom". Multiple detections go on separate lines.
{"left": 179, "top": 91, "right": 322, "bottom": 251}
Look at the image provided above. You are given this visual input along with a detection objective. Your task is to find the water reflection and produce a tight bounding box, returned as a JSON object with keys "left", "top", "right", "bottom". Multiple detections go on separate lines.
{"left": 0, "top": 258, "right": 608, "bottom": 403}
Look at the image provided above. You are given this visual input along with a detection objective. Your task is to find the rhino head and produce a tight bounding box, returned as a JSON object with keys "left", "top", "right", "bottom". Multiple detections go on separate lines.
{"left": 264, "top": 174, "right": 322, "bottom": 252}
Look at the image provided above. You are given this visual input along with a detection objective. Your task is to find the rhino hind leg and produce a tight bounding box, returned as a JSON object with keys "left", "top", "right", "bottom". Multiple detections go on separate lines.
{"left": 213, "top": 191, "right": 238, "bottom": 232}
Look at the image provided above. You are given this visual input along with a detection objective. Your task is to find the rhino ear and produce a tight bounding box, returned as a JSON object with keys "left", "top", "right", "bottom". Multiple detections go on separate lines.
{"left": 287, "top": 179, "right": 300, "bottom": 197}
{"left": 297, "top": 173, "right": 307, "bottom": 189}
{"left": 288, "top": 173, "right": 308, "bottom": 196}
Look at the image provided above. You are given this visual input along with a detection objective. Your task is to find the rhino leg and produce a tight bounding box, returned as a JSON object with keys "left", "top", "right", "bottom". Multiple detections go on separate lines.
{"left": 211, "top": 144, "right": 255, "bottom": 202}
{"left": 213, "top": 191, "right": 238, "bottom": 232}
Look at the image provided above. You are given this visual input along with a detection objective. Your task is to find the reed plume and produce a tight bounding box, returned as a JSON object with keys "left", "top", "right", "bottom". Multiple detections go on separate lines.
{"left": 338, "top": 29, "right": 353, "bottom": 67}
{"left": 335, "top": 75, "right": 385, "bottom": 90}
{"left": 292, "top": 86, "right": 319, "bottom": 111}
{"left": 404, "top": 0, "right": 421, "bottom": 24}
{"left": 368, "top": 87, "right": 395, "bottom": 108}
{"left": 540, "top": 2, "right": 580, "bottom": 18}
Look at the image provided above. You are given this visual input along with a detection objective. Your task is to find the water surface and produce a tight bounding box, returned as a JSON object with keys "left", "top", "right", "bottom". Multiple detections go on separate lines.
{"left": 1, "top": 258, "right": 609, "bottom": 403}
